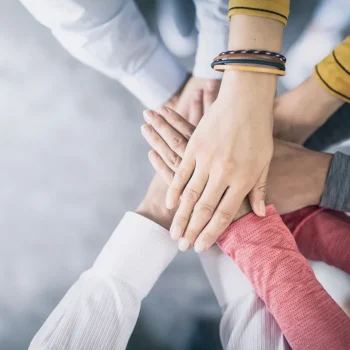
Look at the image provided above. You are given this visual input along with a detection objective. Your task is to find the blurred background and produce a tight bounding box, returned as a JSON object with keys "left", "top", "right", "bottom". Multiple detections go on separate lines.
{"left": 0, "top": 1, "right": 349, "bottom": 349}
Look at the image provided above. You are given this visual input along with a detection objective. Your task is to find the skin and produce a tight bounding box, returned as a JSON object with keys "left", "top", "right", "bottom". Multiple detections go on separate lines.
{"left": 149, "top": 15, "right": 285, "bottom": 253}
{"left": 274, "top": 74, "right": 344, "bottom": 144}
{"left": 166, "top": 75, "right": 221, "bottom": 125}
{"left": 141, "top": 107, "right": 332, "bottom": 252}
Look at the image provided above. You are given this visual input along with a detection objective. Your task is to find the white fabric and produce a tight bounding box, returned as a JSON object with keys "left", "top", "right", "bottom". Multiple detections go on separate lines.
{"left": 193, "top": 0, "right": 228, "bottom": 79}
{"left": 29, "top": 212, "right": 286, "bottom": 350}
{"left": 199, "top": 246, "right": 290, "bottom": 350}
{"left": 20, "top": 0, "right": 228, "bottom": 108}
{"left": 29, "top": 212, "right": 178, "bottom": 350}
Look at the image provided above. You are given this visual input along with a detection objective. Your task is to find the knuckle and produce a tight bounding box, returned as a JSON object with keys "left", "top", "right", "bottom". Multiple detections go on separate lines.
{"left": 168, "top": 153, "right": 181, "bottom": 167}
{"left": 171, "top": 136, "right": 186, "bottom": 150}
{"left": 184, "top": 230, "right": 199, "bottom": 243}
{"left": 217, "top": 210, "right": 233, "bottom": 225}
{"left": 183, "top": 188, "right": 201, "bottom": 203}
{"left": 216, "top": 162, "right": 235, "bottom": 178}
{"left": 176, "top": 167, "right": 188, "bottom": 180}
{"left": 174, "top": 214, "right": 188, "bottom": 226}
{"left": 195, "top": 203, "right": 214, "bottom": 219}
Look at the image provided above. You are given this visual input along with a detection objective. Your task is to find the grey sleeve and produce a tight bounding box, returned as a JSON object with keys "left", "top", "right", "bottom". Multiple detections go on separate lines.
{"left": 320, "top": 152, "right": 350, "bottom": 212}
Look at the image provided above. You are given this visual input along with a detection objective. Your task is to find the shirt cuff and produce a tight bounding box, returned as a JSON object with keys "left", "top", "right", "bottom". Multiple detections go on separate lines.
{"left": 193, "top": 31, "right": 228, "bottom": 79}
{"left": 314, "top": 37, "right": 350, "bottom": 103}
{"left": 119, "top": 45, "right": 189, "bottom": 109}
{"left": 217, "top": 205, "right": 282, "bottom": 256}
{"left": 93, "top": 212, "right": 178, "bottom": 298}
{"left": 320, "top": 152, "right": 350, "bottom": 212}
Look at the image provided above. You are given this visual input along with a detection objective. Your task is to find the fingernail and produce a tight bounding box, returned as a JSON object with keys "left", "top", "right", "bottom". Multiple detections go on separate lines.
{"left": 194, "top": 240, "right": 206, "bottom": 253}
{"left": 170, "top": 225, "right": 182, "bottom": 240}
{"left": 143, "top": 110, "right": 154, "bottom": 122}
{"left": 140, "top": 124, "right": 150, "bottom": 135}
{"left": 178, "top": 238, "right": 190, "bottom": 251}
{"left": 260, "top": 200, "right": 266, "bottom": 217}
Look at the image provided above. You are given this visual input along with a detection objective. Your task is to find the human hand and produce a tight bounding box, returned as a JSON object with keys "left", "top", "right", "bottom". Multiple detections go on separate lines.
{"left": 136, "top": 174, "right": 176, "bottom": 231}
{"left": 141, "top": 108, "right": 332, "bottom": 249}
{"left": 160, "top": 71, "right": 274, "bottom": 252}
{"left": 166, "top": 75, "right": 220, "bottom": 125}
{"left": 274, "top": 75, "right": 344, "bottom": 144}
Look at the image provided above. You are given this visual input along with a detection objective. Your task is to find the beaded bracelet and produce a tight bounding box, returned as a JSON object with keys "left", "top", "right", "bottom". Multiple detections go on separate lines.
{"left": 218, "top": 49, "right": 286, "bottom": 63}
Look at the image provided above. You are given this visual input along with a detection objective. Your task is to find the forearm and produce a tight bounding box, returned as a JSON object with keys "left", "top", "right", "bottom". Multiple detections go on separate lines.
{"left": 282, "top": 206, "right": 350, "bottom": 274}
{"left": 314, "top": 36, "right": 350, "bottom": 104}
{"left": 20, "top": 0, "right": 188, "bottom": 108}
{"left": 220, "top": 15, "right": 285, "bottom": 118}
{"left": 218, "top": 206, "right": 350, "bottom": 349}
{"left": 198, "top": 246, "right": 287, "bottom": 349}
{"left": 30, "top": 213, "right": 178, "bottom": 349}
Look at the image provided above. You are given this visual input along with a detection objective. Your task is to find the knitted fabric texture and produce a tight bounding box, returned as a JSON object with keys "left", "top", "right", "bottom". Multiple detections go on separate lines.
{"left": 282, "top": 206, "right": 350, "bottom": 274}
{"left": 217, "top": 205, "right": 350, "bottom": 349}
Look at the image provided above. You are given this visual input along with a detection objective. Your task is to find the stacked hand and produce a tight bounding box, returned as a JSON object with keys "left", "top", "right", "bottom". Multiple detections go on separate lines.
{"left": 141, "top": 107, "right": 332, "bottom": 252}
{"left": 166, "top": 75, "right": 221, "bottom": 126}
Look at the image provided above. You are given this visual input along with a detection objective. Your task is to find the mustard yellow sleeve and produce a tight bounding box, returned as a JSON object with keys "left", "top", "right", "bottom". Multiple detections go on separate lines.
{"left": 314, "top": 37, "right": 350, "bottom": 103}
{"left": 228, "top": 0, "right": 290, "bottom": 26}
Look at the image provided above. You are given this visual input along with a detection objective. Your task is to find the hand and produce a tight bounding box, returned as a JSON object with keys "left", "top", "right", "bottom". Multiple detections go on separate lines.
{"left": 136, "top": 174, "right": 176, "bottom": 231}
{"left": 274, "top": 75, "right": 344, "bottom": 144}
{"left": 166, "top": 75, "right": 220, "bottom": 125}
{"left": 160, "top": 71, "right": 275, "bottom": 252}
{"left": 141, "top": 109, "right": 332, "bottom": 248}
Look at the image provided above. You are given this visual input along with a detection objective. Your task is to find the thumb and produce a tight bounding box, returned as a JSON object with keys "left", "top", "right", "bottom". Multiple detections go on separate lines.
{"left": 249, "top": 165, "right": 269, "bottom": 217}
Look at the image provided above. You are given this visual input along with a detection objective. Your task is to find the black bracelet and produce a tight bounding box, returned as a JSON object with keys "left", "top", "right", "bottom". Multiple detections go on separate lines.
{"left": 218, "top": 49, "right": 286, "bottom": 63}
{"left": 211, "top": 58, "right": 286, "bottom": 71}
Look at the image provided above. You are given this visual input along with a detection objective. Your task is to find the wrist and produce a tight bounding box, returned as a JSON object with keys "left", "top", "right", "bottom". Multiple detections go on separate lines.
{"left": 310, "top": 152, "right": 333, "bottom": 206}
{"left": 219, "top": 70, "right": 277, "bottom": 115}
{"left": 303, "top": 75, "right": 344, "bottom": 126}
{"left": 136, "top": 202, "right": 173, "bottom": 231}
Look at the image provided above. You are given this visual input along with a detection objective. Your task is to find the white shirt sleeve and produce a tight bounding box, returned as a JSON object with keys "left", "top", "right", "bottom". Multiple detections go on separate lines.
{"left": 29, "top": 212, "right": 178, "bottom": 350}
{"left": 198, "top": 246, "right": 290, "bottom": 350}
{"left": 20, "top": 0, "right": 188, "bottom": 109}
{"left": 193, "top": 0, "right": 229, "bottom": 79}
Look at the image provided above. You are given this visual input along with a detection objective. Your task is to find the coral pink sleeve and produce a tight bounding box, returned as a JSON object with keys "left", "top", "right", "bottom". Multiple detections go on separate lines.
{"left": 217, "top": 205, "right": 350, "bottom": 350}
{"left": 282, "top": 206, "right": 350, "bottom": 274}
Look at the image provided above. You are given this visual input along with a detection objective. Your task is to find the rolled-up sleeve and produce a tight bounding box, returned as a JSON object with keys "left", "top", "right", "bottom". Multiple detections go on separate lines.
{"left": 314, "top": 37, "right": 350, "bottom": 103}
{"left": 228, "top": 0, "right": 290, "bottom": 26}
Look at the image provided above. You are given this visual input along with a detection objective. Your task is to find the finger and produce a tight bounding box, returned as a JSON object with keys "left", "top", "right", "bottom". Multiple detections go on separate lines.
{"left": 148, "top": 150, "right": 174, "bottom": 185}
{"left": 141, "top": 124, "right": 181, "bottom": 172}
{"left": 157, "top": 106, "right": 195, "bottom": 140}
{"left": 181, "top": 177, "right": 228, "bottom": 249}
{"left": 248, "top": 164, "right": 269, "bottom": 217}
{"left": 143, "top": 110, "right": 187, "bottom": 157}
{"left": 169, "top": 170, "right": 208, "bottom": 248}
{"left": 204, "top": 80, "right": 220, "bottom": 112}
{"left": 194, "top": 186, "right": 245, "bottom": 253}
{"left": 189, "top": 89, "right": 204, "bottom": 126}
{"left": 166, "top": 155, "right": 195, "bottom": 209}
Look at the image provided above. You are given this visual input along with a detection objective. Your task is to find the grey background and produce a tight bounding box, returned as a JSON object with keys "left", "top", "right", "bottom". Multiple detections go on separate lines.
{"left": 0, "top": 1, "right": 348, "bottom": 349}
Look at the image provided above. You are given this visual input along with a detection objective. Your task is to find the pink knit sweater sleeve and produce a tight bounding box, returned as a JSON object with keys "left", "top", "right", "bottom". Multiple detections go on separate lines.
{"left": 282, "top": 206, "right": 350, "bottom": 274}
{"left": 217, "top": 205, "right": 350, "bottom": 350}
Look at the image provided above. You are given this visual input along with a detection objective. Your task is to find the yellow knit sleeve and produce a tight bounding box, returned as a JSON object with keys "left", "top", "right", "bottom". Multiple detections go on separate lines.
{"left": 314, "top": 37, "right": 350, "bottom": 103}
{"left": 228, "top": 0, "right": 290, "bottom": 26}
